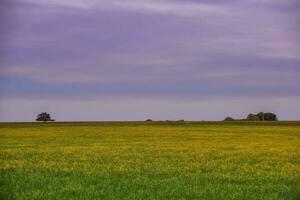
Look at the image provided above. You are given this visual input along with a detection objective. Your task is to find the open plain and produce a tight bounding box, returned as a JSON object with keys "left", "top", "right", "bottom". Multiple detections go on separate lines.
{"left": 1, "top": 121, "right": 299, "bottom": 200}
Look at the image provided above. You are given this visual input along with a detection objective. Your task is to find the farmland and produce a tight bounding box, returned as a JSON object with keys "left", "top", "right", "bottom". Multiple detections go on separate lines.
{"left": 0, "top": 121, "right": 300, "bottom": 200}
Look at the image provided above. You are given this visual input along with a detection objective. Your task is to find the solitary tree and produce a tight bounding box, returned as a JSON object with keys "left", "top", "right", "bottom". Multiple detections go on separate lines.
{"left": 36, "top": 112, "right": 53, "bottom": 122}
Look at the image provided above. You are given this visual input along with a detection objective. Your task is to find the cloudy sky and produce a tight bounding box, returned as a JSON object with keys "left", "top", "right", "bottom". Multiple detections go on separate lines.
{"left": 0, "top": 0, "right": 299, "bottom": 121}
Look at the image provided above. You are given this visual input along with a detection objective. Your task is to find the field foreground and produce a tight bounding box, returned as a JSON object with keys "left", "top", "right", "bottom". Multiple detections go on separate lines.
{"left": 0, "top": 121, "right": 300, "bottom": 200}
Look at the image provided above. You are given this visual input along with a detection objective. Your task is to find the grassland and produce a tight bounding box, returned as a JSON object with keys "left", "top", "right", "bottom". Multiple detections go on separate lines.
{"left": 0, "top": 121, "right": 299, "bottom": 200}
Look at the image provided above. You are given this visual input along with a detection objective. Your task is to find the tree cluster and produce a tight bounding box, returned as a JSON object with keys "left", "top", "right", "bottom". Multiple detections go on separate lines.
{"left": 224, "top": 112, "right": 278, "bottom": 121}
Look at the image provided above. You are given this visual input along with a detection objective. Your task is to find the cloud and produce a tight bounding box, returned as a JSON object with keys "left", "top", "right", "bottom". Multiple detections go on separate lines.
{"left": 17, "top": 0, "right": 228, "bottom": 17}
{"left": 2, "top": 62, "right": 299, "bottom": 87}
{"left": 113, "top": 0, "right": 229, "bottom": 17}
{"left": 15, "top": 0, "right": 95, "bottom": 9}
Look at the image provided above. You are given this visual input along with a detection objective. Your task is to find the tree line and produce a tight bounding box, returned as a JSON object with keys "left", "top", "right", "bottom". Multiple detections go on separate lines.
{"left": 224, "top": 112, "right": 277, "bottom": 121}
{"left": 36, "top": 112, "right": 278, "bottom": 122}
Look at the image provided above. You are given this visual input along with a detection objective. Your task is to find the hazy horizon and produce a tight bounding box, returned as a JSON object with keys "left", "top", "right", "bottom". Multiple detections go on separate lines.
{"left": 1, "top": 0, "right": 300, "bottom": 121}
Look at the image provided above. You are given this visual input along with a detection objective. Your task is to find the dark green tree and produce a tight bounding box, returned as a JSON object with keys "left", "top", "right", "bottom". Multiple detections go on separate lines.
{"left": 257, "top": 112, "right": 265, "bottom": 121}
{"left": 36, "top": 112, "right": 53, "bottom": 122}
{"left": 263, "top": 112, "right": 277, "bottom": 121}
{"left": 250, "top": 112, "right": 277, "bottom": 121}
{"left": 246, "top": 113, "right": 260, "bottom": 121}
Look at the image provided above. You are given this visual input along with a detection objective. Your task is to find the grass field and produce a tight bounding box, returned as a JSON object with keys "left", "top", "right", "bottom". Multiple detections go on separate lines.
{"left": 0, "top": 121, "right": 300, "bottom": 200}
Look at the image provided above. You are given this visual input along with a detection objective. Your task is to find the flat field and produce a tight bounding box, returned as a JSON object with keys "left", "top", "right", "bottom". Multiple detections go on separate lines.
{"left": 0, "top": 121, "right": 299, "bottom": 200}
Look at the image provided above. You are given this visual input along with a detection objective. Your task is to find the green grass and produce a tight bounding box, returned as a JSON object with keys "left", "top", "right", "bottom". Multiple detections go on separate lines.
{"left": 0, "top": 121, "right": 300, "bottom": 200}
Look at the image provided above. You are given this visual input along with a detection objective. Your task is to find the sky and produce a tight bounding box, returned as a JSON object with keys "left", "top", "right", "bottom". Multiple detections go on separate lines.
{"left": 0, "top": 0, "right": 300, "bottom": 121}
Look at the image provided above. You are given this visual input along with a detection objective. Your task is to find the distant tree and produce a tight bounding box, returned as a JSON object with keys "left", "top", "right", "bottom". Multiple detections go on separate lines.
{"left": 145, "top": 119, "right": 153, "bottom": 122}
{"left": 247, "top": 112, "right": 277, "bottom": 121}
{"left": 36, "top": 112, "right": 53, "bottom": 122}
{"left": 257, "top": 112, "right": 265, "bottom": 121}
{"left": 224, "top": 117, "right": 234, "bottom": 121}
{"left": 263, "top": 112, "right": 277, "bottom": 121}
{"left": 225, "top": 112, "right": 278, "bottom": 122}
{"left": 246, "top": 113, "right": 260, "bottom": 121}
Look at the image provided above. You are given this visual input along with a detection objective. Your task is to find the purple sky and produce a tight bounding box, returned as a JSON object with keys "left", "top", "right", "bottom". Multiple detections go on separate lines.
{"left": 0, "top": 0, "right": 300, "bottom": 121}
